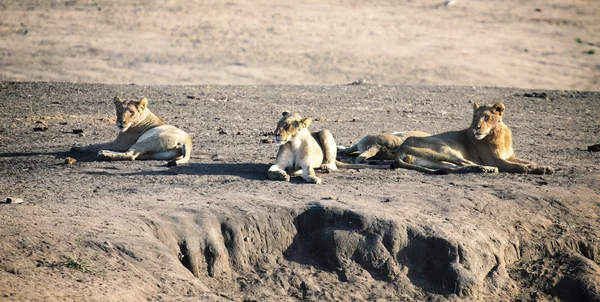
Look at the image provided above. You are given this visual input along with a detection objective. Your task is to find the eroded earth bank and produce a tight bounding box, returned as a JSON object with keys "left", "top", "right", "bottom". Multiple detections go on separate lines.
{"left": 0, "top": 82, "right": 599, "bottom": 301}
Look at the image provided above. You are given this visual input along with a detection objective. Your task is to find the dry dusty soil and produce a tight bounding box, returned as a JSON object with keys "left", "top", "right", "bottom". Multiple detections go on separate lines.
{"left": 1, "top": 0, "right": 599, "bottom": 90}
{"left": 0, "top": 81, "right": 599, "bottom": 301}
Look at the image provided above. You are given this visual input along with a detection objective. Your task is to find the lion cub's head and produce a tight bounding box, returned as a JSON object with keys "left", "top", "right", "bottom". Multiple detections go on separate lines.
{"left": 113, "top": 97, "right": 148, "bottom": 132}
{"left": 274, "top": 112, "right": 312, "bottom": 146}
{"left": 471, "top": 102, "right": 505, "bottom": 140}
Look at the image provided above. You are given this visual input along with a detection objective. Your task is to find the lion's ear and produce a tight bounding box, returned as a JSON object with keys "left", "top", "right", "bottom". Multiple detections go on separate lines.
{"left": 282, "top": 111, "right": 291, "bottom": 117}
{"left": 472, "top": 102, "right": 480, "bottom": 112}
{"left": 493, "top": 102, "right": 505, "bottom": 117}
{"left": 299, "top": 117, "right": 312, "bottom": 128}
{"left": 138, "top": 97, "right": 148, "bottom": 111}
{"left": 113, "top": 96, "right": 124, "bottom": 105}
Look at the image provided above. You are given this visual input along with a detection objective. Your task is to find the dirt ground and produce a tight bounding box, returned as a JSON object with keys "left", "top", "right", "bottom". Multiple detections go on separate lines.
{"left": 0, "top": 0, "right": 599, "bottom": 90}
{"left": 0, "top": 82, "right": 599, "bottom": 301}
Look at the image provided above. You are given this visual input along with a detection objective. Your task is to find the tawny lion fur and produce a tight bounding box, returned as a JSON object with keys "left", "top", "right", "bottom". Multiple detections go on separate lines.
{"left": 70, "top": 97, "right": 192, "bottom": 166}
{"left": 268, "top": 112, "right": 388, "bottom": 184}
{"left": 392, "top": 102, "right": 554, "bottom": 174}
{"left": 337, "top": 131, "right": 430, "bottom": 163}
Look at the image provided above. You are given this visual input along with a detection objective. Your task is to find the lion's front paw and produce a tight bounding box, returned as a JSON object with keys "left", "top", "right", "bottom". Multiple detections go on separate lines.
{"left": 267, "top": 166, "right": 290, "bottom": 182}
{"left": 97, "top": 150, "right": 110, "bottom": 161}
{"left": 307, "top": 176, "right": 322, "bottom": 184}
{"left": 482, "top": 166, "right": 499, "bottom": 173}
{"left": 529, "top": 165, "right": 555, "bottom": 175}
{"left": 320, "top": 163, "right": 337, "bottom": 173}
{"left": 470, "top": 165, "right": 498, "bottom": 173}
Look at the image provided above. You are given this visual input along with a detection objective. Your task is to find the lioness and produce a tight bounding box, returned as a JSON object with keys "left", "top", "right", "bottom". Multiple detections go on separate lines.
{"left": 70, "top": 97, "right": 192, "bottom": 166}
{"left": 268, "top": 112, "right": 388, "bottom": 184}
{"left": 337, "top": 131, "right": 430, "bottom": 163}
{"left": 392, "top": 102, "right": 554, "bottom": 174}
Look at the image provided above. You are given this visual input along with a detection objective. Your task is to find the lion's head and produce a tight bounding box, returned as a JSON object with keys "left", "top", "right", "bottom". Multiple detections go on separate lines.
{"left": 113, "top": 97, "right": 148, "bottom": 132}
{"left": 274, "top": 112, "right": 312, "bottom": 146}
{"left": 470, "top": 102, "right": 504, "bottom": 140}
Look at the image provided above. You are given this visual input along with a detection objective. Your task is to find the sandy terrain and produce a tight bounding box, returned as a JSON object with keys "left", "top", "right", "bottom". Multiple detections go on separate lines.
{"left": 0, "top": 82, "right": 599, "bottom": 301}
{"left": 0, "top": 0, "right": 599, "bottom": 90}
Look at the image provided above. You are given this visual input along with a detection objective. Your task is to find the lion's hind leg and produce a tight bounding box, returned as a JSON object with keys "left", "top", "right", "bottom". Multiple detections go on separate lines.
{"left": 355, "top": 145, "right": 381, "bottom": 164}
{"left": 314, "top": 130, "right": 338, "bottom": 171}
{"left": 394, "top": 146, "right": 498, "bottom": 174}
{"left": 98, "top": 139, "right": 160, "bottom": 162}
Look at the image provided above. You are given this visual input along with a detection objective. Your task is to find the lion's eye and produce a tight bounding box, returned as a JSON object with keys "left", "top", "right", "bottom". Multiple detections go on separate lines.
{"left": 484, "top": 115, "right": 490, "bottom": 121}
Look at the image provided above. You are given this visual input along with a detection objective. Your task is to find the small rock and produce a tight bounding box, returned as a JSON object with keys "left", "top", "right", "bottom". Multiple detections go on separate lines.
{"left": 314, "top": 117, "right": 328, "bottom": 122}
{"left": 72, "top": 129, "right": 84, "bottom": 134}
{"left": 348, "top": 79, "right": 368, "bottom": 85}
{"left": 33, "top": 126, "right": 48, "bottom": 132}
{"left": 381, "top": 198, "right": 392, "bottom": 203}
{"left": 217, "top": 128, "right": 227, "bottom": 135}
{"left": 523, "top": 92, "right": 547, "bottom": 99}
{"left": 588, "top": 144, "right": 600, "bottom": 152}
{"left": 186, "top": 95, "right": 196, "bottom": 99}
{"left": 5, "top": 197, "right": 24, "bottom": 204}
{"left": 64, "top": 157, "right": 77, "bottom": 165}
{"left": 261, "top": 138, "right": 274, "bottom": 144}
{"left": 78, "top": 133, "right": 85, "bottom": 137}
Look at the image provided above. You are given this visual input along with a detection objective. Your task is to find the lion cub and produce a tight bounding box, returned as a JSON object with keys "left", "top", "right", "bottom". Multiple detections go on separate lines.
{"left": 70, "top": 97, "right": 192, "bottom": 166}
{"left": 268, "top": 112, "right": 386, "bottom": 184}
{"left": 337, "top": 131, "right": 430, "bottom": 163}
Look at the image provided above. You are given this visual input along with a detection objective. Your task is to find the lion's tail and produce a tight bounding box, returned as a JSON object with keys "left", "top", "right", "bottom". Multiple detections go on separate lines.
{"left": 335, "top": 160, "right": 390, "bottom": 170}
{"left": 167, "top": 138, "right": 192, "bottom": 167}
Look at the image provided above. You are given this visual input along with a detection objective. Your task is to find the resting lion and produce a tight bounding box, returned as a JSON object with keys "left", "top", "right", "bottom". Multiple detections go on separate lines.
{"left": 337, "top": 131, "right": 430, "bottom": 163}
{"left": 268, "top": 112, "right": 388, "bottom": 184}
{"left": 70, "top": 97, "right": 192, "bottom": 166}
{"left": 392, "top": 102, "right": 554, "bottom": 174}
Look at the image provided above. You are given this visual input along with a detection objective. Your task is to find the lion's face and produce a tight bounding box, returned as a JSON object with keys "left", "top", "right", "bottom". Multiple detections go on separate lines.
{"left": 274, "top": 112, "right": 312, "bottom": 146}
{"left": 470, "top": 102, "right": 504, "bottom": 140}
{"left": 113, "top": 97, "right": 148, "bottom": 132}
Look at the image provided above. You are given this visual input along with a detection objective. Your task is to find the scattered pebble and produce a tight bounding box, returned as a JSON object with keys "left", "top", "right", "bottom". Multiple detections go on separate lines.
{"left": 4, "top": 197, "right": 24, "bottom": 204}
{"left": 261, "top": 138, "right": 273, "bottom": 144}
{"left": 186, "top": 95, "right": 196, "bottom": 99}
{"left": 381, "top": 198, "right": 392, "bottom": 203}
{"left": 523, "top": 92, "right": 548, "bottom": 99}
{"left": 217, "top": 128, "right": 228, "bottom": 135}
{"left": 314, "top": 117, "right": 328, "bottom": 122}
{"left": 64, "top": 157, "right": 77, "bottom": 165}
{"left": 72, "top": 129, "right": 84, "bottom": 134}
{"left": 588, "top": 144, "right": 600, "bottom": 152}
{"left": 348, "top": 79, "right": 369, "bottom": 85}
{"left": 33, "top": 126, "right": 48, "bottom": 131}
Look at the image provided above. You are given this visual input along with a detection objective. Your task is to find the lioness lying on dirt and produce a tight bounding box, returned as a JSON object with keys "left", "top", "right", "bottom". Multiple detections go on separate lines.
{"left": 268, "top": 112, "right": 388, "bottom": 184}
{"left": 70, "top": 97, "right": 192, "bottom": 166}
{"left": 392, "top": 102, "right": 554, "bottom": 174}
{"left": 337, "top": 131, "right": 430, "bottom": 163}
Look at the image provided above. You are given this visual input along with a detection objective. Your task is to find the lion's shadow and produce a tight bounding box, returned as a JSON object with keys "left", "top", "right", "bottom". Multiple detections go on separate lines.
{"left": 0, "top": 151, "right": 99, "bottom": 163}
{"left": 86, "top": 162, "right": 272, "bottom": 181}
